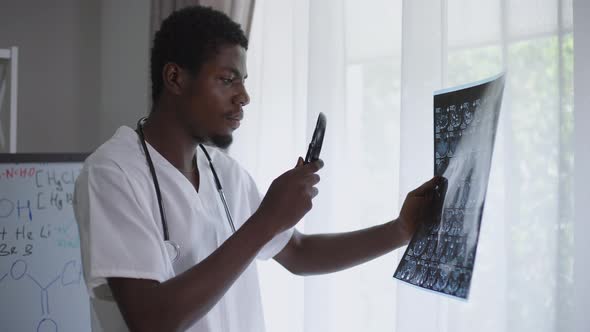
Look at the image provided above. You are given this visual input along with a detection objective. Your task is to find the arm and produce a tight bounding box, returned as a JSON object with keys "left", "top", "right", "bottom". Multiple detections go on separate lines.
{"left": 274, "top": 220, "right": 409, "bottom": 276}
{"left": 274, "top": 176, "right": 441, "bottom": 276}
{"left": 109, "top": 211, "right": 273, "bottom": 332}
{"left": 108, "top": 159, "right": 323, "bottom": 332}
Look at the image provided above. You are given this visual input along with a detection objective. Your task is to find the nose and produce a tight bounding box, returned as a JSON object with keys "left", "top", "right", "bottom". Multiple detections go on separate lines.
{"left": 234, "top": 85, "right": 250, "bottom": 107}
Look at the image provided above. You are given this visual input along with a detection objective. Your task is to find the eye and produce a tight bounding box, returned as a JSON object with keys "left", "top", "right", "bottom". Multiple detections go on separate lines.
{"left": 219, "top": 77, "right": 234, "bottom": 85}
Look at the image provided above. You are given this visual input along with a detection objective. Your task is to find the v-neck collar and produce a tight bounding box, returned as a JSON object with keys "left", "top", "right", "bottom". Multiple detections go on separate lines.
{"left": 122, "top": 126, "right": 214, "bottom": 196}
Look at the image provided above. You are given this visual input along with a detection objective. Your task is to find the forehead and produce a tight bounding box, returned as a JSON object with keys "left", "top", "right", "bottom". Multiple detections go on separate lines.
{"left": 203, "top": 44, "right": 247, "bottom": 74}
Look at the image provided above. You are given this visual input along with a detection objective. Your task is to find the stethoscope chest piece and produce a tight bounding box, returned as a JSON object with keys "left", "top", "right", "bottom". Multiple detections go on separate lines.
{"left": 165, "top": 240, "right": 181, "bottom": 262}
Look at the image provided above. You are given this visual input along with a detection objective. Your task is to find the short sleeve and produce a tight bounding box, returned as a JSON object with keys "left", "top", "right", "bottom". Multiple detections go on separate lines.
{"left": 242, "top": 171, "right": 294, "bottom": 260}
{"left": 74, "top": 163, "right": 169, "bottom": 300}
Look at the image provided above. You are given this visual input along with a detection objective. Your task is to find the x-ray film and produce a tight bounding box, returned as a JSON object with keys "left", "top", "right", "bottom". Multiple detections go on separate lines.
{"left": 393, "top": 74, "right": 505, "bottom": 300}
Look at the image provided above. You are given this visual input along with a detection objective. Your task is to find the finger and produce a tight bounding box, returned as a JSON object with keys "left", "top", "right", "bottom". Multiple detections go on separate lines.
{"left": 309, "top": 186, "right": 319, "bottom": 198}
{"left": 410, "top": 176, "right": 442, "bottom": 197}
{"left": 295, "top": 157, "right": 304, "bottom": 168}
{"left": 304, "top": 159, "right": 324, "bottom": 173}
{"left": 307, "top": 173, "right": 320, "bottom": 186}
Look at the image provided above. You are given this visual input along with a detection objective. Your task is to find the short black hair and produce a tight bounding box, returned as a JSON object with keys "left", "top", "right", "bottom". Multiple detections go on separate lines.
{"left": 150, "top": 6, "right": 249, "bottom": 103}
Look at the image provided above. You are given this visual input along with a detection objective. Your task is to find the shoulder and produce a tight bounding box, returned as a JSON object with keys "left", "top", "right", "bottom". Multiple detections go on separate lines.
{"left": 75, "top": 126, "right": 154, "bottom": 209}
{"left": 84, "top": 126, "right": 145, "bottom": 174}
{"left": 80, "top": 126, "right": 150, "bottom": 188}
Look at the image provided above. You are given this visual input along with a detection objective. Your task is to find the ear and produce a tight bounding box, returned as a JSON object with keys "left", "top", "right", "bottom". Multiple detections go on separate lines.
{"left": 162, "top": 63, "right": 188, "bottom": 96}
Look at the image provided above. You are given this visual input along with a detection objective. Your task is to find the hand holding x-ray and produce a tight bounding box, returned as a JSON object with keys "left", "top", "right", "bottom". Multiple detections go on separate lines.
{"left": 397, "top": 176, "right": 446, "bottom": 244}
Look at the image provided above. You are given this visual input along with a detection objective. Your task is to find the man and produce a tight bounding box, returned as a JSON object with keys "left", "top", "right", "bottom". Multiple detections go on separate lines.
{"left": 74, "top": 5, "right": 441, "bottom": 332}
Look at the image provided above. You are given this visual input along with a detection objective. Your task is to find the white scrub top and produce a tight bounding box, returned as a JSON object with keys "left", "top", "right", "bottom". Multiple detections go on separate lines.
{"left": 74, "top": 126, "right": 293, "bottom": 332}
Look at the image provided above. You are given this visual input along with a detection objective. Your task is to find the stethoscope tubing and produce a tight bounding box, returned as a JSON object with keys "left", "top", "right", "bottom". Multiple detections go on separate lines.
{"left": 136, "top": 117, "right": 236, "bottom": 260}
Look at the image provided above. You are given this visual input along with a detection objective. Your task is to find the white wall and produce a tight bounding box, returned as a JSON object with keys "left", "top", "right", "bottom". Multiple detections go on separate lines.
{"left": 0, "top": 0, "right": 100, "bottom": 152}
{"left": 0, "top": 0, "right": 151, "bottom": 153}
{"left": 573, "top": 1, "right": 590, "bottom": 331}
{"left": 98, "top": 0, "right": 151, "bottom": 143}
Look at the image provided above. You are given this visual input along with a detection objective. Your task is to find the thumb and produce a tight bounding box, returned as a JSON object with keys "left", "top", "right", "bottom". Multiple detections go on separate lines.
{"left": 410, "top": 176, "right": 443, "bottom": 197}
{"left": 295, "top": 157, "right": 304, "bottom": 168}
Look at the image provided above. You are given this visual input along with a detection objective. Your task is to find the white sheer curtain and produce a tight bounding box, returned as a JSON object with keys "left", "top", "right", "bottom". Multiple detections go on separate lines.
{"left": 232, "top": 0, "right": 402, "bottom": 330}
{"left": 230, "top": 0, "right": 576, "bottom": 331}
{"left": 573, "top": 2, "right": 590, "bottom": 331}
{"left": 397, "top": 0, "right": 574, "bottom": 332}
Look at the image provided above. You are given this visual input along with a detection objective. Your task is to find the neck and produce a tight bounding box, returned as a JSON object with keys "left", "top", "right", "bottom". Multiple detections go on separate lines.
{"left": 141, "top": 107, "right": 201, "bottom": 173}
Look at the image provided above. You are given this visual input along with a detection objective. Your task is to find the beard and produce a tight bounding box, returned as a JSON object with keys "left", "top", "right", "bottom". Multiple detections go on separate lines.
{"left": 209, "top": 134, "right": 233, "bottom": 150}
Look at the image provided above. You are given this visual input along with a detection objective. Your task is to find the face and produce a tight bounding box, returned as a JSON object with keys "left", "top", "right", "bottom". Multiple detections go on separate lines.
{"left": 177, "top": 44, "right": 250, "bottom": 149}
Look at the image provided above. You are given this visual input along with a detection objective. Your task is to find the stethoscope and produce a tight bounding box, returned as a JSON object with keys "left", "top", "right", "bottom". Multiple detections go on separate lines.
{"left": 136, "top": 117, "right": 236, "bottom": 263}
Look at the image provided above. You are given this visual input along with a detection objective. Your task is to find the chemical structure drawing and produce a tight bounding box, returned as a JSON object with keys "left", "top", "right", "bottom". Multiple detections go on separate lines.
{"left": 0, "top": 161, "right": 89, "bottom": 331}
{"left": 0, "top": 258, "right": 83, "bottom": 332}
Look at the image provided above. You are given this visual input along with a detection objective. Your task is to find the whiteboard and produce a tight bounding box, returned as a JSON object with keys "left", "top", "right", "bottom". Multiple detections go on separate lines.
{"left": 0, "top": 154, "right": 90, "bottom": 332}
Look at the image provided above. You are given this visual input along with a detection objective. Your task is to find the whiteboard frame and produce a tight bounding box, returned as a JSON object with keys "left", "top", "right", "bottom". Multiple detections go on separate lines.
{"left": 0, "top": 153, "right": 88, "bottom": 163}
